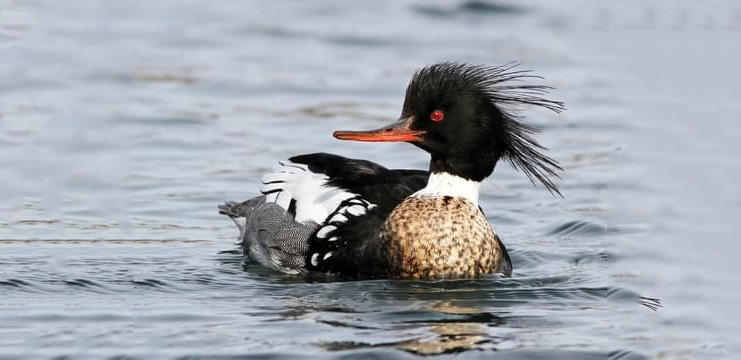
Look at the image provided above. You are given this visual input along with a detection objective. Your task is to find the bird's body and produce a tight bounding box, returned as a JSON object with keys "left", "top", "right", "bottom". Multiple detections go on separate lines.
{"left": 220, "top": 62, "right": 563, "bottom": 280}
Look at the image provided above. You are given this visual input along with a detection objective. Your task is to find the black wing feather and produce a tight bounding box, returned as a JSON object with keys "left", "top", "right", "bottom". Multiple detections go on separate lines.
{"left": 288, "top": 153, "right": 428, "bottom": 277}
{"left": 289, "top": 153, "right": 427, "bottom": 211}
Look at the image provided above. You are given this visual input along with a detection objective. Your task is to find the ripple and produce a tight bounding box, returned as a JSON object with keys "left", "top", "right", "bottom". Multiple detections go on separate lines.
{"left": 571, "top": 250, "right": 617, "bottom": 265}
{"left": 315, "top": 319, "right": 379, "bottom": 330}
{"left": 397, "top": 311, "right": 505, "bottom": 326}
{"left": 0, "top": 278, "right": 35, "bottom": 289}
{"left": 62, "top": 278, "right": 110, "bottom": 290}
{"left": 129, "top": 279, "right": 172, "bottom": 288}
{"left": 317, "top": 342, "right": 644, "bottom": 359}
{"left": 604, "top": 288, "right": 663, "bottom": 311}
{"left": 495, "top": 275, "right": 574, "bottom": 288}
{"left": 547, "top": 220, "right": 617, "bottom": 237}
{"left": 413, "top": 1, "right": 526, "bottom": 18}
{"left": 638, "top": 297, "right": 662, "bottom": 311}
{"left": 2, "top": 312, "right": 226, "bottom": 323}
{"left": 316, "top": 324, "right": 500, "bottom": 355}
{"left": 509, "top": 249, "right": 571, "bottom": 268}
{"left": 608, "top": 350, "right": 650, "bottom": 360}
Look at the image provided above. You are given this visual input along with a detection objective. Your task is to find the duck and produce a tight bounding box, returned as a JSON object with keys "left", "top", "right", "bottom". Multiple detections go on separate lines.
{"left": 219, "top": 62, "right": 564, "bottom": 280}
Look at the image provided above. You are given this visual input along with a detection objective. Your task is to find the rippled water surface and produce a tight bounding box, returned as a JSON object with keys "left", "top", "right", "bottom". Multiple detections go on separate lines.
{"left": 2, "top": 0, "right": 741, "bottom": 358}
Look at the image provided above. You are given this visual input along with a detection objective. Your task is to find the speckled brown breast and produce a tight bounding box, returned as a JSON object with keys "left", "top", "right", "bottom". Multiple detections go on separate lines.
{"left": 384, "top": 195, "right": 508, "bottom": 279}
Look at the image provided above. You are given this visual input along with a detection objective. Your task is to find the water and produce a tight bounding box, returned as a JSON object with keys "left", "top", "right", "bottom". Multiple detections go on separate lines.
{"left": 2, "top": 0, "right": 740, "bottom": 358}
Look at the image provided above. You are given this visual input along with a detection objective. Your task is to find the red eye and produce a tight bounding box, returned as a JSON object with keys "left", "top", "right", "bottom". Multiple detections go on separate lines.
{"left": 430, "top": 110, "right": 444, "bottom": 122}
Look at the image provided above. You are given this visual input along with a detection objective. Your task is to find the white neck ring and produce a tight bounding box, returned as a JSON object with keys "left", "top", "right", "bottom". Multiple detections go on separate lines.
{"left": 412, "top": 172, "right": 481, "bottom": 205}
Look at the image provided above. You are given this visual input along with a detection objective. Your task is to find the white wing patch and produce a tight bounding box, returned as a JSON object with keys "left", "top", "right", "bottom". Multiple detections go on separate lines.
{"left": 259, "top": 160, "right": 370, "bottom": 224}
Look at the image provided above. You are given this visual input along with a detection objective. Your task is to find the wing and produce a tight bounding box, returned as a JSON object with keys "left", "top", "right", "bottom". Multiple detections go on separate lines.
{"left": 307, "top": 202, "right": 393, "bottom": 278}
{"left": 288, "top": 153, "right": 428, "bottom": 277}
{"left": 220, "top": 152, "right": 428, "bottom": 276}
{"left": 289, "top": 153, "right": 427, "bottom": 212}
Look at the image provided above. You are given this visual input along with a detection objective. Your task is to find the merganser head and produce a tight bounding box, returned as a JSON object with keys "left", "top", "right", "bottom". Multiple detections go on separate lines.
{"left": 334, "top": 62, "right": 564, "bottom": 195}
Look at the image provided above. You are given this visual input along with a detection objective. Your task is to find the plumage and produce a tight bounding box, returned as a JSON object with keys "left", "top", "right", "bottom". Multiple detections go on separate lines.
{"left": 218, "top": 197, "right": 316, "bottom": 273}
{"left": 219, "top": 62, "right": 562, "bottom": 279}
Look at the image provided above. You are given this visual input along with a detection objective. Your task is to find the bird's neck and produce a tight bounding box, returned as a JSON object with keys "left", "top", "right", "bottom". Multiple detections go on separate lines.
{"left": 413, "top": 172, "right": 482, "bottom": 205}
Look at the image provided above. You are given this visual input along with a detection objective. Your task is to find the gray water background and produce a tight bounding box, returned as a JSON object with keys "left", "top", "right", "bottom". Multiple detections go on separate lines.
{"left": 1, "top": 0, "right": 740, "bottom": 358}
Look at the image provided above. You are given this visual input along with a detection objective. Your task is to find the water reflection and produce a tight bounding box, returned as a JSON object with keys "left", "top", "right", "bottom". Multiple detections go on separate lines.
{"left": 396, "top": 301, "right": 500, "bottom": 355}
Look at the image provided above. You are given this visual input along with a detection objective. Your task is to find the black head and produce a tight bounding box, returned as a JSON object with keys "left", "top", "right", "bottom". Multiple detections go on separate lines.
{"left": 334, "top": 62, "right": 564, "bottom": 195}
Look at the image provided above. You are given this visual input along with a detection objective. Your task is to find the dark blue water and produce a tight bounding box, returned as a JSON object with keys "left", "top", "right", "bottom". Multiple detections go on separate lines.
{"left": 2, "top": 0, "right": 740, "bottom": 358}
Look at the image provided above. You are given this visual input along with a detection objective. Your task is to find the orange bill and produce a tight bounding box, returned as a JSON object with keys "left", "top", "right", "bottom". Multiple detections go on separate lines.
{"left": 333, "top": 116, "right": 424, "bottom": 143}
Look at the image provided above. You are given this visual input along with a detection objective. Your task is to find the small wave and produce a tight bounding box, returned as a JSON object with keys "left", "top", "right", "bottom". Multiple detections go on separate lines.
{"left": 509, "top": 249, "right": 571, "bottom": 268}
{"left": 605, "top": 287, "right": 663, "bottom": 311}
{"left": 547, "top": 220, "right": 617, "bottom": 237}
{"left": 497, "top": 275, "right": 573, "bottom": 288}
{"left": 0, "top": 278, "right": 34, "bottom": 288}
{"left": 315, "top": 319, "right": 379, "bottom": 330}
{"left": 129, "top": 279, "right": 171, "bottom": 288}
{"left": 609, "top": 349, "right": 651, "bottom": 360}
{"left": 61, "top": 278, "right": 112, "bottom": 293}
{"left": 413, "top": 1, "right": 525, "bottom": 18}
{"left": 572, "top": 250, "right": 617, "bottom": 265}
{"left": 639, "top": 297, "right": 662, "bottom": 311}
{"left": 317, "top": 341, "right": 644, "bottom": 359}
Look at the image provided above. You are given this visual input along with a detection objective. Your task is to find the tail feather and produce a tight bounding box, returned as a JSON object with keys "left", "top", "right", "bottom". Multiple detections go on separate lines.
{"left": 218, "top": 202, "right": 238, "bottom": 216}
{"left": 219, "top": 195, "right": 316, "bottom": 273}
{"left": 219, "top": 197, "right": 266, "bottom": 245}
{"left": 218, "top": 198, "right": 263, "bottom": 218}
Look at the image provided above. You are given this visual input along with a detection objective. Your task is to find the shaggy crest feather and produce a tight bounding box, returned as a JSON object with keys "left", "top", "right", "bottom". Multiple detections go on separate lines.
{"left": 407, "top": 62, "right": 564, "bottom": 195}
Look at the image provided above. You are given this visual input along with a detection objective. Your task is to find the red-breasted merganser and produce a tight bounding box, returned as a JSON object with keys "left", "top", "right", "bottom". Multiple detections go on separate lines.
{"left": 219, "top": 62, "right": 563, "bottom": 279}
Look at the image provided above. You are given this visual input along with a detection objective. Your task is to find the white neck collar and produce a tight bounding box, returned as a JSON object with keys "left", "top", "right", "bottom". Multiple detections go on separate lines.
{"left": 412, "top": 172, "right": 481, "bottom": 205}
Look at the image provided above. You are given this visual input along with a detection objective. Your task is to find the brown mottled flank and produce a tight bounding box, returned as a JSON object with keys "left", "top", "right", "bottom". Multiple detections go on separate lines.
{"left": 383, "top": 195, "right": 509, "bottom": 280}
